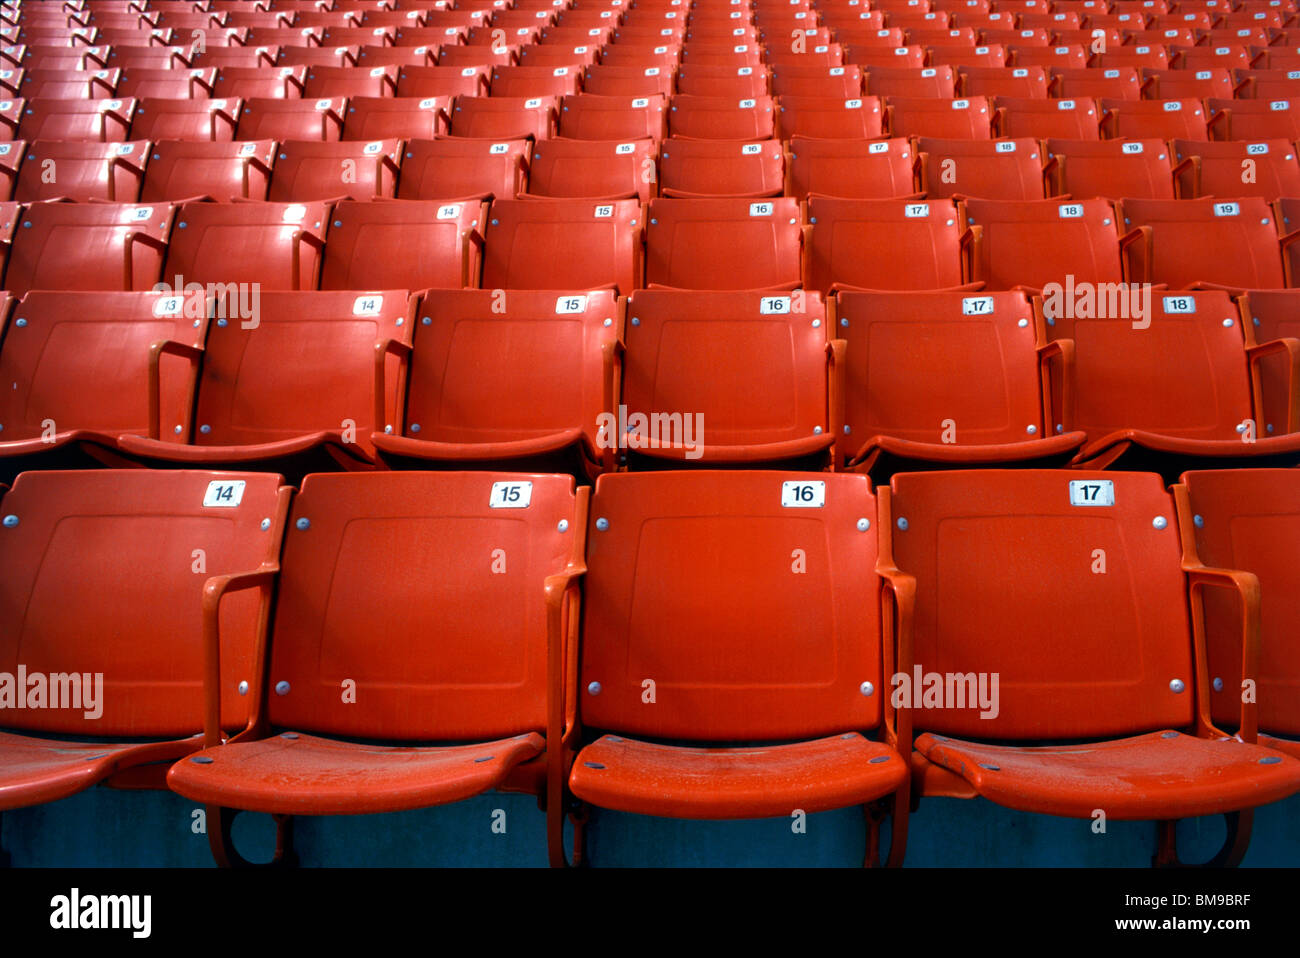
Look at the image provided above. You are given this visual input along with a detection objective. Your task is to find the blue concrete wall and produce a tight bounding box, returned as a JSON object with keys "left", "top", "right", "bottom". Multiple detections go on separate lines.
{"left": 6, "top": 786, "right": 1299, "bottom": 867}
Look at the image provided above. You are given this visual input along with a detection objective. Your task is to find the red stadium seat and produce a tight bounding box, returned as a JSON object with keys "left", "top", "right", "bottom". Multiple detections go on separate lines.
{"left": 236, "top": 96, "right": 346, "bottom": 141}
{"left": 557, "top": 93, "right": 668, "bottom": 139}
{"left": 787, "top": 136, "right": 916, "bottom": 199}
{"left": 581, "top": 63, "right": 676, "bottom": 97}
{"left": 863, "top": 65, "right": 957, "bottom": 98}
{"left": 667, "top": 94, "right": 775, "bottom": 138}
{"left": 482, "top": 197, "right": 643, "bottom": 292}
{"left": 491, "top": 63, "right": 583, "bottom": 97}
{"left": 129, "top": 96, "right": 241, "bottom": 141}
{"left": 1141, "top": 67, "right": 1233, "bottom": 100}
{"left": 775, "top": 94, "right": 883, "bottom": 138}
{"left": 891, "top": 469, "right": 1300, "bottom": 863}
{"left": 0, "top": 290, "right": 208, "bottom": 476}
{"left": 5, "top": 201, "right": 173, "bottom": 296}
{"left": 916, "top": 136, "right": 1046, "bottom": 200}
{"left": 268, "top": 138, "right": 401, "bottom": 201}
{"left": 1206, "top": 97, "right": 1300, "bottom": 141}
{"left": 1040, "top": 288, "right": 1300, "bottom": 472}
{"left": 162, "top": 200, "right": 329, "bottom": 290}
{"left": 166, "top": 471, "right": 580, "bottom": 867}
{"left": 341, "top": 95, "right": 449, "bottom": 139}
{"left": 320, "top": 198, "right": 487, "bottom": 291}
{"left": 1178, "top": 468, "right": 1300, "bottom": 759}
{"left": 963, "top": 197, "right": 1126, "bottom": 292}
{"left": 993, "top": 95, "right": 1100, "bottom": 139}
{"left": 1100, "top": 97, "right": 1208, "bottom": 140}
{"left": 1117, "top": 196, "right": 1290, "bottom": 289}
{"left": 658, "top": 137, "right": 782, "bottom": 198}
{"left": 215, "top": 65, "right": 308, "bottom": 100}
{"left": 396, "top": 137, "right": 530, "bottom": 201}
{"left": 568, "top": 471, "right": 907, "bottom": 862}
{"left": 373, "top": 288, "right": 620, "bottom": 477}
{"left": 1043, "top": 138, "right": 1175, "bottom": 200}
{"left": 835, "top": 289, "right": 1085, "bottom": 474}
{"left": 116, "top": 290, "right": 414, "bottom": 472}
{"left": 958, "top": 64, "right": 1050, "bottom": 98}
{"left": 807, "top": 196, "right": 967, "bottom": 292}
{"left": 645, "top": 196, "right": 802, "bottom": 290}
{"left": 449, "top": 94, "right": 559, "bottom": 139}
{"left": 0, "top": 469, "right": 287, "bottom": 814}
{"left": 527, "top": 137, "right": 656, "bottom": 201}
{"left": 770, "top": 63, "right": 864, "bottom": 98}
{"left": 116, "top": 66, "right": 216, "bottom": 100}
{"left": 141, "top": 140, "right": 275, "bottom": 202}
{"left": 886, "top": 95, "right": 993, "bottom": 138}
{"left": 1171, "top": 139, "right": 1300, "bottom": 201}
{"left": 15, "top": 139, "right": 148, "bottom": 202}
{"left": 1237, "top": 288, "right": 1300, "bottom": 441}
{"left": 18, "top": 96, "right": 135, "bottom": 141}
{"left": 620, "top": 288, "right": 838, "bottom": 465}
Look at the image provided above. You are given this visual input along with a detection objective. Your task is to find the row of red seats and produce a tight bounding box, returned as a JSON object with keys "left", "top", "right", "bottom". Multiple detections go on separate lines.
{"left": 6, "top": 134, "right": 1299, "bottom": 203}
{"left": 2, "top": 466, "right": 1297, "bottom": 865}
{"left": 4, "top": 91, "right": 1295, "bottom": 143}
{"left": 1, "top": 286, "right": 1295, "bottom": 484}
{"left": 0, "top": 195, "right": 1294, "bottom": 296}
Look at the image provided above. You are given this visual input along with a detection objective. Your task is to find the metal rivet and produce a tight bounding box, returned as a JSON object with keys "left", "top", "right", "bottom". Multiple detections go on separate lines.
{"left": 1193, "top": 514, "right": 1204, "bottom": 527}
{"left": 395, "top": 317, "right": 403, "bottom": 326}
{"left": 857, "top": 518, "right": 870, "bottom": 531}
{"left": 897, "top": 517, "right": 908, "bottom": 530}
{"left": 1222, "top": 318, "right": 1233, "bottom": 327}
{"left": 281, "top": 732, "right": 299, "bottom": 740}
{"left": 595, "top": 517, "right": 609, "bottom": 531}
{"left": 421, "top": 316, "right": 431, "bottom": 325}
{"left": 1152, "top": 516, "right": 1167, "bottom": 529}
{"left": 178, "top": 221, "right": 187, "bottom": 228}
{"left": 1236, "top": 422, "right": 1247, "bottom": 434}
{"left": 473, "top": 755, "right": 494, "bottom": 763}
{"left": 199, "top": 424, "right": 211, "bottom": 434}
{"left": 333, "top": 220, "right": 342, "bottom": 227}
{"left": 1046, "top": 316, "right": 1055, "bottom": 326}
{"left": 979, "top": 763, "right": 1000, "bottom": 771}
{"left": 843, "top": 424, "right": 851, "bottom": 434}
{"left": 491, "top": 218, "right": 498, "bottom": 226}
{"left": 813, "top": 425, "right": 823, "bottom": 434}
{"left": 1055, "top": 423, "right": 1063, "bottom": 433}
{"left": 868, "top": 755, "right": 889, "bottom": 764}
{"left": 238, "top": 680, "right": 249, "bottom": 695}
{"left": 840, "top": 317, "right": 848, "bottom": 327}
{"left": 190, "top": 756, "right": 214, "bottom": 764}
{"left": 296, "top": 518, "right": 310, "bottom": 530}
{"left": 1, "top": 515, "right": 16, "bottom": 527}
{"left": 631, "top": 317, "right": 640, "bottom": 325}
{"left": 1260, "top": 756, "right": 1283, "bottom": 764}
{"left": 1169, "top": 678, "right": 1185, "bottom": 693}
{"left": 173, "top": 425, "right": 183, "bottom": 434}
{"left": 193, "top": 319, "right": 201, "bottom": 327}
{"left": 14, "top": 318, "right": 25, "bottom": 327}
{"left": 1252, "top": 316, "right": 1261, "bottom": 326}
{"left": 812, "top": 318, "right": 821, "bottom": 327}
{"left": 587, "top": 681, "right": 602, "bottom": 695}
{"left": 1103, "top": 218, "right": 1111, "bottom": 226}
{"left": 558, "top": 519, "right": 569, "bottom": 532}
{"left": 1267, "top": 423, "right": 1275, "bottom": 433}
{"left": 384, "top": 424, "right": 393, "bottom": 434}
{"left": 603, "top": 317, "right": 612, "bottom": 326}
{"left": 275, "top": 681, "right": 290, "bottom": 695}
{"left": 1017, "top": 318, "right": 1028, "bottom": 327}
{"left": 1026, "top": 424, "right": 1037, "bottom": 434}
{"left": 1161, "top": 731, "right": 1178, "bottom": 738}
{"left": 1213, "top": 677, "right": 1223, "bottom": 691}
{"left": 859, "top": 681, "right": 874, "bottom": 696}
{"left": 217, "top": 318, "right": 227, "bottom": 327}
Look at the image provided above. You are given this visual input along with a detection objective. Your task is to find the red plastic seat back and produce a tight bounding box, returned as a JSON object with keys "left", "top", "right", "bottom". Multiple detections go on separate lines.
{"left": 645, "top": 196, "right": 801, "bottom": 290}
{"left": 965, "top": 196, "right": 1124, "bottom": 290}
{"left": 483, "top": 197, "right": 643, "bottom": 292}
{"left": 129, "top": 96, "right": 242, "bottom": 141}
{"left": 190, "top": 290, "right": 412, "bottom": 458}
{"left": 1043, "top": 289, "right": 1255, "bottom": 445}
{"left": 582, "top": 471, "right": 884, "bottom": 740}
{"left": 0, "top": 289, "right": 204, "bottom": 446}
{"left": 0, "top": 469, "right": 284, "bottom": 737}
{"left": 266, "top": 471, "right": 577, "bottom": 740}
{"left": 787, "top": 135, "right": 915, "bottom": 200}
{"left": 1118, "top": 196, "right": 1285, "bottom": 289}
{"left": 141, "top": 139, "right": 276, "bottom": 202}
{"left": 887, "top": 469, "right": 1196, "bottom": 739}
{"left": 400, "top": 288, "right": 618, "bottom": 454}
{"left": 622, "top": 289, "right": 831, "bottom": 455}
{"left": 268, "top": 138, "right": 402, "bottom": 201}
{"left": 837, "top": 290, "right": 1047, "bottom": 461}
{"left": 396, "top": 137, "right": 529, "bottom": 201}
{"left": 15, "top": 139, "right": 149, "bottom": 202}
{"left": 807, "top": 196, "right": 965, "bottom": 292}
{"left": 1181, "top": 468, "right": 1300, "bottom": 736}
{"left": 320, "top": 198, "right": 486, "bottom": 291}
{"left": 163, "top": 200, "right": 328, "bottom": 290}
{"left": 6, "top": 201, "right": 173, "bottom": 296}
